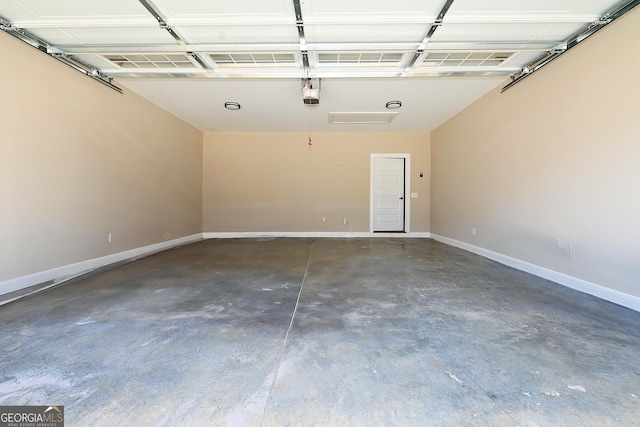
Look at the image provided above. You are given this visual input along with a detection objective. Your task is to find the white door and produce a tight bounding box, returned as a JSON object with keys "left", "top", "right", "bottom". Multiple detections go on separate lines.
{"left": 372, "top": 157, "right": 405, "bottom": 232}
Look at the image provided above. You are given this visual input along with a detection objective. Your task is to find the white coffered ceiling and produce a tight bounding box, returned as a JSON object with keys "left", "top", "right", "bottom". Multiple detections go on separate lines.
{"left": 0, "top": 0, "right": 635, "bottom": 131}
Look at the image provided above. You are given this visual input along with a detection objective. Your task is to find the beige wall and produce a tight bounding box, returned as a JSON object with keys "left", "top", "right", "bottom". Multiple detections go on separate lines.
{"left": 203, "top": 132, "right": 430, "bottom": 233}
{"left": 0, "top": 31, "right": 203, "bottom": 283}
{"left": 431, "top": 8, "right": 640, "bottom": 297}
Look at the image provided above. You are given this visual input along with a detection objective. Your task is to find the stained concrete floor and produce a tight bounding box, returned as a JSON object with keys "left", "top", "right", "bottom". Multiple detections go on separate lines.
{"left": 0, "top": 238, "right": 639, "bottom": 426}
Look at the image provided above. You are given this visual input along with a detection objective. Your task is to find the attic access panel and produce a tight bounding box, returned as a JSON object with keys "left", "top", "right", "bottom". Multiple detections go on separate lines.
{"left": 329, "top": 112, "right": 399, "bottom": 125}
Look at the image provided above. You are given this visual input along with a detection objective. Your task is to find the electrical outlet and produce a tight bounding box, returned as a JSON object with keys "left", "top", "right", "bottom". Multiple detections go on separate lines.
{"left": 472, "top": 228, "right": 477, "bottom": 236}
{"left": 108, "top": 232, "right": 112, "bottom": 243}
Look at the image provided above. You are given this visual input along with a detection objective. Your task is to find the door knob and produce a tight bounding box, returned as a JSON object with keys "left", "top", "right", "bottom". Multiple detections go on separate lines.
{"left": 399, "top": 196, "right": 404, "bottom": 200}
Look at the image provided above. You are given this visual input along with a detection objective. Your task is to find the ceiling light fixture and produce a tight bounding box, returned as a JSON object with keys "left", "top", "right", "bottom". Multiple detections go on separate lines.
{"left": 224, "top": 101, "right": 241, "bottom": 110}
{"left": 386, "top": 100, "right": 402, "bottom": 110}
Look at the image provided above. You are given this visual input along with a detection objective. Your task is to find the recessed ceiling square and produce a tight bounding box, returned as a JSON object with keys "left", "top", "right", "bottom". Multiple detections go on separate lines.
{"left": 328, "top": 112, "right": 399, "bottom": 124}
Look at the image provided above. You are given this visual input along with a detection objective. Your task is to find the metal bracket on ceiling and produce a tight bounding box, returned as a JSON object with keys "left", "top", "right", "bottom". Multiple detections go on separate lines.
{"left": 51, "top": 53, "right": 123, "bottom": 93}
{"left": 0, "top": 14, "right": 122, "bottom": 93}
{"left": 423, "top": 0, "right": 455, "bottom": 44}
{"left": 292, "top": 0, "right": 310, "bottom": 77}
{"left": 186, "top": 52, "right": 209, "bottom": 69}
{"left": 1, "top": 16, "right": 48, "bottom": 53}
{"left": 404, "top": 50, "right": 424, "bottom": 71}
{"left": 138, "top": 0, "right": 183, "bottom": 46}
{"left": 502, "top": 0, "right": 639, "bottom": 92}
{"left": 0, "top": 16, "right": 12, "bottom": 31}
{"left": 404, "top": 0, "right": 456, "bottom": 74}
{"left": 137, "top": 0, "right": 167, "bottom": 28}
{"left": 292, "top": 0, "right": 305, "bottom": 43}
{"left": 137, "top": 0, "right": 212, "bottom": 70}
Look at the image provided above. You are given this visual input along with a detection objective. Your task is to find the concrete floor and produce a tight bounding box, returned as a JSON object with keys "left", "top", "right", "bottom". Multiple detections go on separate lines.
{"left": 0, "top": 238, "right": 639, "bottom": 426}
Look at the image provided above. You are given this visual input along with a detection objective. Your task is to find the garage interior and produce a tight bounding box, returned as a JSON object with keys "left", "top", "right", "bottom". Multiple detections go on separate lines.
{"left": 1, "top": 0, "right": 639, "bottom": 426}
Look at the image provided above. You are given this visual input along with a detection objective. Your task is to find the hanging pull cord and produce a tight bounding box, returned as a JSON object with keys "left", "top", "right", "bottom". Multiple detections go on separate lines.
{"left": 308, "top": 103, "right": 313, "bottom": 146}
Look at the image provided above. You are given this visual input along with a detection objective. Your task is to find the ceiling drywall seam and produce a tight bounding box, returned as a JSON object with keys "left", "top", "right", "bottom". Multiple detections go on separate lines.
{"left": 0, "top": 15, "right": 123, "bottom": 93}
{"left": 502, "top": 0, "right": 639, "bottom": 92}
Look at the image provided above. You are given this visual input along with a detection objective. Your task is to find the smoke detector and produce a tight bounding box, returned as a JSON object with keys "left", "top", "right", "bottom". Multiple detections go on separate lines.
{"left": 302, "top": 78, "right": 320, "bottom": 108}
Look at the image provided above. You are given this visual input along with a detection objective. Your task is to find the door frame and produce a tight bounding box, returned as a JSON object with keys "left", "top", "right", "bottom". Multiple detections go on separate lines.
{"left": 370, "top": 153, "right": 411, "bottom": 233}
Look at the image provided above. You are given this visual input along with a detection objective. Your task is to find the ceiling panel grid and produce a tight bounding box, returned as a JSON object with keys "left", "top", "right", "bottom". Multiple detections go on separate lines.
{"left": 0, "top": 0, "right": 637, "bottom": 90}
{"left": 2, "top": 0, "right": 636, "bottom": 133}
{"left": 0, "top": 0, "right": 635, "bottom": 80}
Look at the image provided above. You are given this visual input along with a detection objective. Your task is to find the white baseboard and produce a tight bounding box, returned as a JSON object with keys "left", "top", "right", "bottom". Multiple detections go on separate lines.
{"left": 203, "top": 232, "right": 431, "bottom": 239}
{"left": 0, "top": 233, "right": 203, "bottom": 301}
{"left": 430, "top": 233, "right": 640, "bottom": 313}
